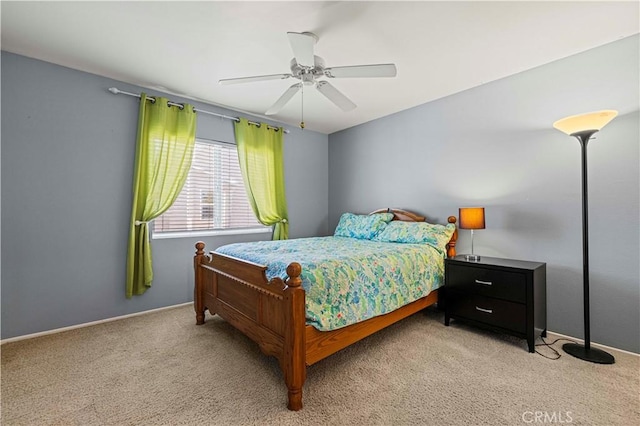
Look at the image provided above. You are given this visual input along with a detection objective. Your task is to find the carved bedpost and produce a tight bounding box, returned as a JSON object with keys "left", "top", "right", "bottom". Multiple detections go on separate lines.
{"left": 446, "top": 216, "right": 458, "bottom": 258}
{"left": 194, "top": 241, "right": 206, "bottom": 325}
{"left": 283, "top": 262, "right": 306, "bottom": 411}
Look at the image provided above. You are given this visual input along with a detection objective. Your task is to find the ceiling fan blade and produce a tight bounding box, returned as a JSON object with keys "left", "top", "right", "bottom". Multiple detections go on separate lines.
{"left": 287, "top": 32, "right": 317, "bottom": 67}
{"left": 219, "top": 73, "right": 291, "bottom": 85}
{"left": 316, "top": 81, "right": 356, "bottom": 111}
{"left": 324, "top": 64, "right": 397, "bottom": 79}
{"left": 265, "top": 83, "right": 302, "bottom": 115}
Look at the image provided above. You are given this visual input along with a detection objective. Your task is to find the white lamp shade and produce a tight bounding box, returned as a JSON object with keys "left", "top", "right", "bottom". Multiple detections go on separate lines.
{"left": 553, "top": 110, "right": 618, "bottom": 135}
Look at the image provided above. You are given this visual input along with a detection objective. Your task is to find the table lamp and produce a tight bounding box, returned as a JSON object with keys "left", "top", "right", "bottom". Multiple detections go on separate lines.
{"left": 459, "top": 207, "right": 485, "bottom": 261}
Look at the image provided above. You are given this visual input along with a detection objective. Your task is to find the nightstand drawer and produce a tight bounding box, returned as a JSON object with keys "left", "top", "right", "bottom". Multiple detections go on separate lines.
{"left": 447, "top": 264, "right": 526, "bottom": 303}
{"left": 446, "top": 292, "right": 526, "bottom": 334}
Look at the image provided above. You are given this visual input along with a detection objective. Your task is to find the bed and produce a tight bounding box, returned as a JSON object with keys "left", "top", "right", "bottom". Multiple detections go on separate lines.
{"left": 193, "top": 208, "right": 457, "bottom": 410}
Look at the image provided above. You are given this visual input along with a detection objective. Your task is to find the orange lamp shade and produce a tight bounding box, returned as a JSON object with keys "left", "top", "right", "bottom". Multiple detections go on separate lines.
{"left": 459, "top": 207, "right": 485, "bottom": 230}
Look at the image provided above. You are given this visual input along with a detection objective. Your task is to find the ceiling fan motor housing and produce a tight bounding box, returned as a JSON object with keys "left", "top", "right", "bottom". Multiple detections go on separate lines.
{"left": 290, "top": 56, "right": 326, "bottom": 85}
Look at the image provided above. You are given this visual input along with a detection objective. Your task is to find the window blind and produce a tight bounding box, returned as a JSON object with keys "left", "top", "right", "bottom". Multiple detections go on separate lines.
{"left": 154, "top": 139, "right": 264, "bottom": 234}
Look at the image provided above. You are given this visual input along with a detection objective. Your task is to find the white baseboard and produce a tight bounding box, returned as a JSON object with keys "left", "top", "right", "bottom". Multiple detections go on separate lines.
{"left": 0, "top": 302, "right": 192, "bottom": 345}
{"left": 546, "top": 330, "right": 639, "bottom": 357}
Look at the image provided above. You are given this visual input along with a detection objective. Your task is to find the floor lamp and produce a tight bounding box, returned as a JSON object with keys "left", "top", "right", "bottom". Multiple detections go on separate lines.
{"left": 553, "top": 110, "right": 617, "bottom": 364}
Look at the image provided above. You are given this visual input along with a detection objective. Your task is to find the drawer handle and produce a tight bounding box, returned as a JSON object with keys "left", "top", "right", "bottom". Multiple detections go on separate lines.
{"left": 475, "top": 306, "right": 493, "bottom": 314}
{"left": 475, "top": 279, "right": 493, "bottom": 286}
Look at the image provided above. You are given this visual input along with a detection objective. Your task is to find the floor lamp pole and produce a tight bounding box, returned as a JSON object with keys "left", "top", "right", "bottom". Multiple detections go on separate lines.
{"left": 562, "top": 130, "right": 615, "bottom": 364}
{"left": 579, "top": 133, "right": 591, "bottom": 350}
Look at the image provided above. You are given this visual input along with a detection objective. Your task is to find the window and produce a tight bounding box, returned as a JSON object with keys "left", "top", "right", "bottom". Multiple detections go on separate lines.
{"left": 153, "top": 139, "right": 269, "bottom": 238}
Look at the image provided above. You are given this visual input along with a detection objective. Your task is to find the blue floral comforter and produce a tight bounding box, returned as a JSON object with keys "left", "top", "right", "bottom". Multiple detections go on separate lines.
{"left": 215, "top": 236, "right": 445, "bottom": 331}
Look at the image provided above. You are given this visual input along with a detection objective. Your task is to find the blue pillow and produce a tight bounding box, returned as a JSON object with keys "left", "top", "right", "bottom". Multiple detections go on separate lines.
{"left": 373, "top": 220, "right": 456, "bottom": 249}
{"left": 334, "top": 212, "right": 394, "bottom": 239}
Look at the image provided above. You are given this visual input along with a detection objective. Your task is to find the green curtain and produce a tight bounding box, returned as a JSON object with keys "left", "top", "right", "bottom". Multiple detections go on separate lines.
{"left": 126, "top": 94, "right": 197, "bottom": 298}
{"left": 234, "top": 118, "right": 289, "bottom": 240}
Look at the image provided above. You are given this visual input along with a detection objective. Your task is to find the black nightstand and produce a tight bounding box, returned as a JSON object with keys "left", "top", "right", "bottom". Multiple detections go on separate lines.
{"left": 443, "top": 256, "right": 547, "bottom": 353}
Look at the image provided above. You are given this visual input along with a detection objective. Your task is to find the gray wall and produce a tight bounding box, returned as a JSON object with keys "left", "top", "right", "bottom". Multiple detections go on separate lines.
{"left": 3, "top": 35, "right": 639, "bottom": 354}
{"left": 328, "top": 36, "right": 640, "bottom": 353}
{"left": 1, "top": 52, "right": 329, "bottom": 339}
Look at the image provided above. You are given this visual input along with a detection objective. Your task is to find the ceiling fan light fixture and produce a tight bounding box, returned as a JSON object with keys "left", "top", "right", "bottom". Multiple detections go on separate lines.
{"left": 301, "top": 73, "right": 315, "bottom": 86}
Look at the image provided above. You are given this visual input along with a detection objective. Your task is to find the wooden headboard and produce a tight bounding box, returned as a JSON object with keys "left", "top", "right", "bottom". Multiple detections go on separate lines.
{"left": 369, "top": 208, "right": 457, "bottom": 258}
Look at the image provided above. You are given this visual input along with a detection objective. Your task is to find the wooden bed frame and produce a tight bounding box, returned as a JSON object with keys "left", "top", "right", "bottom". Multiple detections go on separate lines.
{"left": 193, "top": 209, "right": 457, "bottom": 410}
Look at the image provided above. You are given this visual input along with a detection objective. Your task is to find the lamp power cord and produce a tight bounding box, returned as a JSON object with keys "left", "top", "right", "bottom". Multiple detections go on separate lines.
{"left": 535, "top": 336, "right": 580, "bottom": 360}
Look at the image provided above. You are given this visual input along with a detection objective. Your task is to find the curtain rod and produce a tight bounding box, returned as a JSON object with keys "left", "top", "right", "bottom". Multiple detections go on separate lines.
{"left": 108, "top": 87, "right": 289, "bottom": 134}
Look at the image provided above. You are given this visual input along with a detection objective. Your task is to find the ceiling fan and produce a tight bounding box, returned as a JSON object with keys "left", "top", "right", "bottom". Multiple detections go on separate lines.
{"left": 219, "top": 32, "right": 397, "bottom": 125}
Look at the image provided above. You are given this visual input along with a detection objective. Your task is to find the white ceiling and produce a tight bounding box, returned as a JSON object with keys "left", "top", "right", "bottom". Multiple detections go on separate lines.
{"left": 1, "top": 1, "right": 638, "bottom": 134}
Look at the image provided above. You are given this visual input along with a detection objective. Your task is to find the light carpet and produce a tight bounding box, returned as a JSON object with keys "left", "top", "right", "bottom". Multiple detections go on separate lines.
{"left": 1, "top": 305, "right": 638, "bottom": 425}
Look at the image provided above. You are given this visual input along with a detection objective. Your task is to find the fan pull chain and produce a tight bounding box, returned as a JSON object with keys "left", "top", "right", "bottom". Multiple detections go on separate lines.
{"left": 300, "top": 85, "right": 305, "bottom": 129}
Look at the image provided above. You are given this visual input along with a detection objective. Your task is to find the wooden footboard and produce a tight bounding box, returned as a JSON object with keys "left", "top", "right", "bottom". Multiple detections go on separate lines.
{"left": 194, "top": 242, "right": 306, "bottom": 410}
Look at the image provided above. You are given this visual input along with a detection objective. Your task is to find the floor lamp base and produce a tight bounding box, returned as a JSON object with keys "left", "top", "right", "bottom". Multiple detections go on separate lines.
{"left": 562, "top": 343, "right": 615, "bottom": 364}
